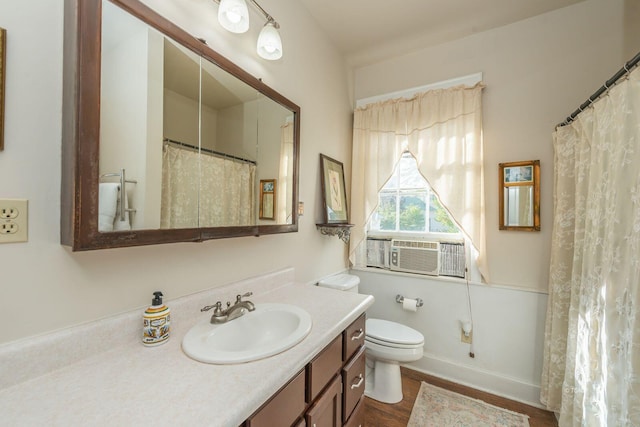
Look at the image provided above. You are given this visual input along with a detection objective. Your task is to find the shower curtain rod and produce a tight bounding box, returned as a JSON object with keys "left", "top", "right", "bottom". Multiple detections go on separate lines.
{"left": 557, "top": 50, "right": 640, "bottom": 128}
{"left": 163, "top": 138, "right": 257, "bottom": 165}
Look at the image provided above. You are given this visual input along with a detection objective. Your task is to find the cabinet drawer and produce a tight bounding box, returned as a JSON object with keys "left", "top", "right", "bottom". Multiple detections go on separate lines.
{"left": 341, "top": 345, "right": 366, "bottom": 422}
{"left": 246, "top": 369, "right": 306, "bottom": 427}
{"left": 343, "top": 397, "right": 365, "bottom": 427}
{"left": 305, "top": 375, "right": 342, "bottom": 427}
{"left": 343, "top": 314, "right": 366, "bottom": 362}
{"left": 308, "top": 335, "right": 343, "bottom": 402}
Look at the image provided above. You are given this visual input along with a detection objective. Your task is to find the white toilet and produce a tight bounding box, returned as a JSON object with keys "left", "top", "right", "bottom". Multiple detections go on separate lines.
{"left": 317, "top": 273, "right": 425, "bottom": 404}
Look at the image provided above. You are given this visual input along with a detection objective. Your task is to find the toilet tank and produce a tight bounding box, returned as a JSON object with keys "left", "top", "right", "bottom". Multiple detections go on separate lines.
{"left": 317, "top": 273, "right": 360, "bottom": 293}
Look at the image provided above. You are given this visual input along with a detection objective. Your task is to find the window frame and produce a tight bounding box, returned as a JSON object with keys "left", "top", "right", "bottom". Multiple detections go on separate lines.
{"left": 367, "top": 153, "right": 463, "bottom": 240}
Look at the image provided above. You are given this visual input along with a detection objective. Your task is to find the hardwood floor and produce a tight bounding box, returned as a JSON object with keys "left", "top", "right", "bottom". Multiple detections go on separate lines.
{"left": 363, "top": 367, "right": 558, "bottom": 427}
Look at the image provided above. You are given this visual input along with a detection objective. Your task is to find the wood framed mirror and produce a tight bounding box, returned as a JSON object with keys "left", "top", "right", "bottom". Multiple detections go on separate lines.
{"left": 499, "top": 160, "right": 540, "bottom": 231}
{"left": 61, "top": 0, "right": 300, "bottom": 250}
{"left": 259, "top": 179, "right": 276, "bottom": 220}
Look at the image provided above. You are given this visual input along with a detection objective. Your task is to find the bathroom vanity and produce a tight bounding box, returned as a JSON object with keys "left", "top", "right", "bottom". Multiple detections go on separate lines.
{"left": 0, "top": 269, "right": 373, "bottom": 426}
{"left": 246, "top": 313, "right": 366, "bottom": 426}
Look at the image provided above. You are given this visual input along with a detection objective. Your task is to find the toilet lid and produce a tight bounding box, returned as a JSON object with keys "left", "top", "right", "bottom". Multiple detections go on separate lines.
{"left": 366, "top": 318, "right": 424, "bottom": 346}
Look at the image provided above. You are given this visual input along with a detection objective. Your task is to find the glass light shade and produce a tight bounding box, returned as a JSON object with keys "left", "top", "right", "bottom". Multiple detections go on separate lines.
{"left": 257, "top": 22, "right": 283, "bottom": 60}
{"left": 218, "top": 0, "right": 249, "bottom": 34}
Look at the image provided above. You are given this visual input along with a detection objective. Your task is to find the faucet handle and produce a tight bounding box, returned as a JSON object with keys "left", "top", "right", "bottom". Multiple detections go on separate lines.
{"left": 201, "top": 301, "right": 223, "bottom": 312}
{"left": 236, "top": 292, "right": 253, "bottom": 302}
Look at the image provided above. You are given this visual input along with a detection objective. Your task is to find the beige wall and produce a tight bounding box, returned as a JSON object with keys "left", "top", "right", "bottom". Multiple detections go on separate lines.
{"left": 624, "top": 0, "right": 640, "bottom": 60}
{"left": 2, "top": 0, "right": 635, "bottom": 346}
{"left": 354, "top": 0, "right": 638, "bottom": 292}
{"left": 0, "top": 0, "right": 352, "bottom": 344}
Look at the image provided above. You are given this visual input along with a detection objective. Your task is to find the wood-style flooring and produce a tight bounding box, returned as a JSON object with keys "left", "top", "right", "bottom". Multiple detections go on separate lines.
{"left": 364, "top": 367, "right": 558, "bottom": 427}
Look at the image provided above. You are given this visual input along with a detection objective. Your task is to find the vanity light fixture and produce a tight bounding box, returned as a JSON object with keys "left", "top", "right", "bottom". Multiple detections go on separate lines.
{"left": 214, "top": 0, "right": 283, "bottom": 60}
{"left": 257, "top": 19, "right": 282, "bottom": 60}
{"left": 217, "top": 0, "right": 249, "bottom": 33}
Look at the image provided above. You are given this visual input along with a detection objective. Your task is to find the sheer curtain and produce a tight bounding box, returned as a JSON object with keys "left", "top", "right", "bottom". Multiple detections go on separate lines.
{"left": 541, "top": 67, "right": 640, "bottom": 426}
{"left": 161, "top": 144, "right": 199, "bottom": 228}
{"left": 161, "top": 144, "right": 256, "bottom": 228}
{"left": 278, "top": 122, "right": 294, "bottom": 223}
{"left": 349, "top": 83, "right": 488, "bottom": 280}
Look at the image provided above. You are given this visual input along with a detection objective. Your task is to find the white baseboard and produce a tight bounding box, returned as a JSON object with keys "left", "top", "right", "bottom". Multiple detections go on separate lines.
{"left": 404, "top": 353, "right": 545, "bottom": 409}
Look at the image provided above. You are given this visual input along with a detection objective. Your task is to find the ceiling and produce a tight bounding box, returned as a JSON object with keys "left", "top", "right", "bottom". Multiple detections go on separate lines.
{"left": 298, "top": 0, "right": 586, "bottom": 66}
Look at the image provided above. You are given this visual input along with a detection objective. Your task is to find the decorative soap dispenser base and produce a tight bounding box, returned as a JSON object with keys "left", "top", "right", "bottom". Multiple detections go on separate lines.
{"left": 142, "top": 291, "right": 171, "bottom": 346}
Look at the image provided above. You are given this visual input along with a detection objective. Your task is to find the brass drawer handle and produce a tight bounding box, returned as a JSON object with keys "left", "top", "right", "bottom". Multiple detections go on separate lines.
{"left": 350, "top": 374, "right": 364, "bottom": 389}
{"left": 351, "top": 328, "right": 364, "bottom": 341}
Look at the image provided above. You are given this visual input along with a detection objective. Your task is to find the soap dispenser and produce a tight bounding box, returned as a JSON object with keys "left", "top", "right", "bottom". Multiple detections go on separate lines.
{"left": 142, "top": 291, "right": 171, "bottom": 346}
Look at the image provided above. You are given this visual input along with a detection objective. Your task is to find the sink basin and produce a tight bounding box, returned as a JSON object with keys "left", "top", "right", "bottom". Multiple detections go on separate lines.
{"left": 182, "top": 303, "right": 312, "bottom": 364}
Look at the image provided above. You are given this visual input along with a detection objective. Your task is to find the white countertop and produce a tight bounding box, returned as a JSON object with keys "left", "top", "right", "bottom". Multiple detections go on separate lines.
{"left": 0, "top": 269, "right": 374, "bottom": 426}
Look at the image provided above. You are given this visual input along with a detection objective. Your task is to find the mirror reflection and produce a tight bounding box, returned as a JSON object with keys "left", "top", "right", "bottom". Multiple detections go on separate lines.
{"left": 504, "top": 186, "right": 533, "bottom": 227}
{"left": 98, "top": 1, "right": 294, "bottom": 233}
{"left": 499, "top": 160, "right": 540, "bottom": 231}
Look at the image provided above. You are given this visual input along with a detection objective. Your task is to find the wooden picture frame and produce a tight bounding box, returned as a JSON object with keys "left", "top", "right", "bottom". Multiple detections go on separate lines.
{"left": 319, "top": 154, "right": 348, "bottom": 224}
{"left": 499, "top": 160, "right": 540, "bottom": 231}
{"left": 0, "top": 27, "right": 6, "bottom": 151}
{"left": 259, "top": 179, "right": 276, "bottom": 220}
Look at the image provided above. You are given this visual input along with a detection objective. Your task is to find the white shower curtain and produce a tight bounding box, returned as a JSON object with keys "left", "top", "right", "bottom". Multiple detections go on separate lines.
{"left": 349, "top": 83, "right": 488, "bottom": 280}
{"left": 541, "top": 67, "right": 640, "bottom": 426}
{"left": 161, "top": 144, "right": 256, "bottom": 228}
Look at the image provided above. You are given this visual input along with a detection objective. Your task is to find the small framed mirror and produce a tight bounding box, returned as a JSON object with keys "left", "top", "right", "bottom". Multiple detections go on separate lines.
{"left": 499, "top": 160, "right": 540, "bottom": 231}
{"left": 259, "top": 179, "right": 276, "bottom": 220}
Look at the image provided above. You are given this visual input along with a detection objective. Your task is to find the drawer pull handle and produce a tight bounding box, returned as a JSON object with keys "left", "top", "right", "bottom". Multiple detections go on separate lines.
{"left": 351, "top": 329, "right": 364, "bottom": 341}
{"left": 350, "top": 374, "right": 364, "bottom": 389}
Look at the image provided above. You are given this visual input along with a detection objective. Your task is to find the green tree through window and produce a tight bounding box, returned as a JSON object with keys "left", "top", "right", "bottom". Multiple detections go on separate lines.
{"left": 370, "top": 153, "right": 459, "bottom": 234}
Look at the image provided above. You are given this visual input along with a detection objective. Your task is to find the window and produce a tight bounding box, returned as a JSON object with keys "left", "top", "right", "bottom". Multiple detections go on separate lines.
{"left": 364, "top": 154, "right": 468, "bottom": 278}
{"left": 369, "top": 153, "right": 460, "bottom": 236}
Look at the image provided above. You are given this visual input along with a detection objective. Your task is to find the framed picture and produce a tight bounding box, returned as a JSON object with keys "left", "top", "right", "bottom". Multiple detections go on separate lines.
{"left": 319, "top": 154, "right": 348, "bottom": 224}
{"left": 503, "top": 165, "right": 533, "bottom": 183}
{"left": 0, "top": 27, "right": 6, "bottom": 151}
{"left": 259, "top": 179, "right": 276, "bottom": 220}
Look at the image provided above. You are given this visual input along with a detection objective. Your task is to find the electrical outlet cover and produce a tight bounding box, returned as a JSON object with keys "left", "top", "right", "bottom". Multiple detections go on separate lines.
{"left": 461, "top": 330, "right": 473, "bottom": 344}
{"left": 0, "top": 199, "right": 28, "bottom": 243}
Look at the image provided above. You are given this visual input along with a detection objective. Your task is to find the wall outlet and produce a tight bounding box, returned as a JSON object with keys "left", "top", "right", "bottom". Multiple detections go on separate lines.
{"left": 0, "top": 199, "right": 28, "bottom": 243}
{"left": 461, "top": 330, "right": 473, "bottom": 344}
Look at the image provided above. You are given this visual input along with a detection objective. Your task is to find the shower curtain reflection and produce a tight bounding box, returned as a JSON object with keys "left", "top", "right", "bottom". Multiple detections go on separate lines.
{"left": 160, "top": 144, "right": 256, "bottom": 229}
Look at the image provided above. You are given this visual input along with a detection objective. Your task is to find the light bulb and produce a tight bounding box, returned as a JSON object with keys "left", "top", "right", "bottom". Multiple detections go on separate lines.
{"left": 225, "top": 10, "right": 242, "bottom": 24}
{"left": 257, "top": 22, "right": 282, "bottom": 60}
{"left": 218, "top": 0, "right": 249, "bottom": 33}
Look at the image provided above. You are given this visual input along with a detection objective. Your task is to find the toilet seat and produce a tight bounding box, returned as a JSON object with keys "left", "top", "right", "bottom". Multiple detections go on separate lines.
{"left": 365, "top": 335, "right": 423, "bottom": 349}
{"left": 366, "top": 318, "right": 424, "bottom": 348}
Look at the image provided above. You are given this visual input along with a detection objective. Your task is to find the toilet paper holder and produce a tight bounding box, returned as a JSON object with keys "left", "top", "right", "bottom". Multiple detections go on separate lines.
{"left": 396, "top": 294, "right": 424, "bottom": 308}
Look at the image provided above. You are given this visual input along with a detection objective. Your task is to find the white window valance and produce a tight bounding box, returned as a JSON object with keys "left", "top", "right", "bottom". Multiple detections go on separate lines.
{"left": 349, "top": 83, "right": 488, "bottom": 281}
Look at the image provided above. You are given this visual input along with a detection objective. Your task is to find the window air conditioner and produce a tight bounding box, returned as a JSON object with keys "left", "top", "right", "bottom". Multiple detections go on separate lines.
{"left": 390, "top": 239, "right": 440, "bottom": 275}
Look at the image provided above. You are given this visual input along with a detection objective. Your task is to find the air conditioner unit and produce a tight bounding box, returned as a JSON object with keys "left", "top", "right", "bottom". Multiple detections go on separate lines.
{"left": 390, "top": 239, "right": 440, "bottom": 275}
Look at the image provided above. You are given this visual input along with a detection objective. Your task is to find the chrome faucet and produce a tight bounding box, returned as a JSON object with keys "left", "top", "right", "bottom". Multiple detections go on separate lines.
{"left": 201, "top": 292, "right": 255, "bottom": 324}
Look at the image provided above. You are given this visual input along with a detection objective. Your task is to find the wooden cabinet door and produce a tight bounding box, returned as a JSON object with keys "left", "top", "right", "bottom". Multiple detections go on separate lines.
{"left": 341, "top": 346, "right": 366, "bottom": 423}
{"left": 343, "top": 397, "right": 365, "bottom": 427}
{"left": 305, "top": 375, "right": 342, "bottom": 427}
{"left": 246, "top": 369, "right": 306, "bottom": 427}
{"left": 308, "top": 335, "right": 343, "bottom": 402}
{"left": 343, "top": 314, "right": 366, "bottom": 362}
